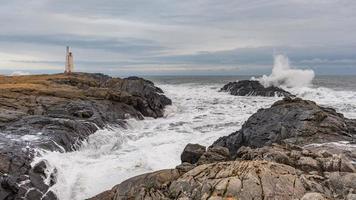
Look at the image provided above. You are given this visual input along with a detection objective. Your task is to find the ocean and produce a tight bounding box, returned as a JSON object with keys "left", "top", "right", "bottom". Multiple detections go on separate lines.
{"left": 34, "top": 75, "right": 356, "bottom": 200}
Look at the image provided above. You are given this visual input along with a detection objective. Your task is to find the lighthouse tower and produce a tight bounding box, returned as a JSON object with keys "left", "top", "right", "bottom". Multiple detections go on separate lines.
{"left": 65, "top": 46, "right": 74, "bottom": 74}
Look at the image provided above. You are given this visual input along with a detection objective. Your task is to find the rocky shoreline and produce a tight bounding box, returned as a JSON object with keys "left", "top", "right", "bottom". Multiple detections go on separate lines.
{"left": 90, "top": 97, "right": 356, "bottom": 200}
{"left": 0, "top": 73, "right": 172, "bottom": 200}
{"left": 1, "top": 75, "right": 356, "bottom": 200}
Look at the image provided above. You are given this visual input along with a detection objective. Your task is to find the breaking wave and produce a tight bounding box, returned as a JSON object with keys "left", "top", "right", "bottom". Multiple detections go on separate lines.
{"left": 257, "top": 54, "right": 315, "bottom": 88}
{"left": 32, "top": 76, "right": 356, "bottom": 200}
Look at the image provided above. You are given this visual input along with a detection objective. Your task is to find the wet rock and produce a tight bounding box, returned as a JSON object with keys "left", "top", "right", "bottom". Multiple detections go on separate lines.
{"left": 90, "top": 96, "right": 356, "bottom": 200}
{"left": 32, "top": 160, "right": 47, "bottom": 175}
{"left": 42, "top": 191, "right": 58, "bottom": 200}
{"left": 220, "top": 80, "right": 292, "bottom": 97}
{"left": 0, "top": 72, "right": 171, "bottom": 200}
{"left": 91, "top": 161, "right": 308, "bottom": 200}
{"left": 236, "top": 143, "right": 355, "bottom": 173}
{"left": 26, "top": 189, "right": 43, "bottom": 200}
{"left": 91, "top": 157, "right": 356, "bottom": 200}
{"left": 197, "top": 146, "right": 230, "bottom": 165}
{"left": 88, "top": 169, "right": 180, "bottom": 200}
{"left": 176, "top": 162, "right": 195, "bottom": 174}
{"left": 180, "top": 143, "right": 206, "bottom": 164}
{"left": 213, "top": 97, "right": 356, "bottom": 156}
{"left": 87, "top": 190, "right": 115, "bottom": 200}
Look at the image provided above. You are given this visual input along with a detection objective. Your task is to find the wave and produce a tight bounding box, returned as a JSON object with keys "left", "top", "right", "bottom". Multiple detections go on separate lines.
{"left": 255, "top": 54, "right": 315, "bottom": 88}
{"left": 33, "top": 79, "right": 356, "bottom": 200}
{"left": 35, "top": 83, "right": 278, "bottom": 200}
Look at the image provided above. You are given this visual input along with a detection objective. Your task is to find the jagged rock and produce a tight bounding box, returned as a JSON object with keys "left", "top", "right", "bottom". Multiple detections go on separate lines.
{"left": 220, "top": 80, "right": 292, "bottom": 97}
{"left": 176, "top": 162, "right": 195, "bottom": 174}
{"left": 196, "top": 146, "right": 230, "bottom": 165}
{"left": 180, "top": 143, "right": 206, "bottom": 164}
{"left": 236, "top": 143, "right": 356, "bottom": 173}
{"left": 301, "top": 192, "right": 327, "bottom": 200}
{"left": 89, "top": 169, "right": 180, "bottom": 200}
{"left": 91, "top": 157, "right": 356, "bottom": 200}
{"left": 90, "top": 97, "right": 356, "bottom": 200}
{"left": 0, "top": 73, "right": 171, "bottom": 200}
{"left": 90, "top": 161, "right": 308, "bottom": 200}
{"left": 213, "top": 97, "right": 356, "bottom": 157}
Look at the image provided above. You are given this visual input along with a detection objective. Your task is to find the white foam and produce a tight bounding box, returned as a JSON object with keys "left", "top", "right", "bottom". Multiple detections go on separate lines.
{"left": 20, "top": 135, "right": 40, "bottom": 141}
{"left": 10, "top": 71, "right": 31, "bottom": 76}
{"left": 36, "top": 80, "right": 356, "bottom": 200}
{"left": 257, "top": 54, "right": 315, "bottom": 88}
{"left": 40, "top": 83, "right": 278, "bottom": 200}
{"left": 288, "top": 86, "right": 356, "bottom": 119}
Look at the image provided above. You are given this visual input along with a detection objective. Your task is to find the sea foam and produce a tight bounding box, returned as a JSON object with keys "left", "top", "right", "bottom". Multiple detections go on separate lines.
{"left": 257, "top": 54, "right": 315, "bottom": 88}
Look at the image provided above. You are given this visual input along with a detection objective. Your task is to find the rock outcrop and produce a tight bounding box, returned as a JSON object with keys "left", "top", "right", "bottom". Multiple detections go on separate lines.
{"left": 220, "top": 80, "right": 292, "bottom": 97}
{"left": 213, "top": 97, "right": 356, "bottom": 157}
{"left": 90, "top": 97, "right": 356, "bottom": 200}
{"left": 0, "top": 73, "right": 171, "bottom": 200}
{"left": 90, "top": 153, "right": 356, "bottom": 200}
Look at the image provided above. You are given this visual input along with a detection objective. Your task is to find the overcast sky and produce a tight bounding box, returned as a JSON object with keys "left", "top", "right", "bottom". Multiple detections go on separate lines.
{"left": 0, "top": 0, "right": 355, "bottom": 76}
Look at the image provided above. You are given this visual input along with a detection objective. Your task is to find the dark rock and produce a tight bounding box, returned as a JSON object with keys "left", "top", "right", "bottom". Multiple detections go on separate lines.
{"left": 42, "top": 191, "right": 58, "bottom": 200}
{"left": 220, "top": 80, "right": 292, "bottom": 97}
{"left": 32, "top": 160, "right": 47, "bottom": 175}
{"left": 180, "top": 143, "right": 206, "bottom": 164}
{"left": 26, "top": 189, "right": 43, "bottom": 200}
{"left": 197, "top": 146, "right": 230, "bottom": 165}
{"left": 88, "top": 169, "right": 180, "bottom": 200}
{"left": 0, "top": 73, "right": 171, "bottom": 200}
{"left": 175, "top": 162, "right": 195, "bottom": 174}
{"left": 89, "top": 97, "right": 356, "bottom": 200}
{"left": 213, "top": 97, "right": 356, "bottom": 157}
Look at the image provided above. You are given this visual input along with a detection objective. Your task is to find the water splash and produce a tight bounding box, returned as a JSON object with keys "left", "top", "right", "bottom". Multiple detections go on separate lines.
{"left": 35, "top": 79, "right": 356, "bottom": 200}
{"left": 37, "top": 83, "right": 278, "bottom": 200}
{"left": 257, "top": 54, "right": 315, "bottom": 88}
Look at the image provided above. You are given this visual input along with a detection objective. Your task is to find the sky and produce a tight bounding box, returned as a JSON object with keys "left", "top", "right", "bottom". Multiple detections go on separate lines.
{"left": 0, "top": 0, "right": 355, "bottom": 76}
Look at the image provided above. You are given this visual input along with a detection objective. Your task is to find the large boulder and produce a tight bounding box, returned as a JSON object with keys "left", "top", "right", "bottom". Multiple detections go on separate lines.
{"left": 90, "top": 159, "right": 356, "bottom": 200}
{"left": 213, "top": 97, "right": 356, "bottom": 156}
{"left": 0, "top": 73, "right": 172, "bottom": 200}
{"left": 180, "top": 143, "right": 206, "bottom": 164}
{"left": 220, "top": 80, "right": 292, "bottom": 97}
{"left": 90, "top": 97, "right": 356, "bottom": 200}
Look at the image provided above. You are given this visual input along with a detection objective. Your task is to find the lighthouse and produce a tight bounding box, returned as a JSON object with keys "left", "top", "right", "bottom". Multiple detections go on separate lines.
{"left": 65, "top": 46, "right": 74, "bottom": 74}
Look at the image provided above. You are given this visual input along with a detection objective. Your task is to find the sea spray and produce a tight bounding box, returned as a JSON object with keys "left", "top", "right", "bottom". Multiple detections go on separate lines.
{"left": 257, "top": 54, "right": 315, "bottom": 88}
{"left": 40, "top": 80, "right": 356, "bottom": 200}
{"left": 41, "top": 83, "right": 277, "bottom": 200}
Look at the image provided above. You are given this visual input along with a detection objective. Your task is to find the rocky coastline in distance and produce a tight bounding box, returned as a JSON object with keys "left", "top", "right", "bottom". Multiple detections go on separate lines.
{"left": 0, "top": 73, "right": 172, "bottom": 200}
{"left": 90, "top": 85, "right": 356, "bottom": 199}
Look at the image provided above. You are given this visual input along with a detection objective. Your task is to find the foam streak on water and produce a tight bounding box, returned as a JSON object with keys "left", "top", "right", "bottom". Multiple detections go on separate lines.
{"left": 35, "top": 81, "right": 356, "bottom": 200}
{"left": 36, "top": 83, "right": 278, "bottom": 200}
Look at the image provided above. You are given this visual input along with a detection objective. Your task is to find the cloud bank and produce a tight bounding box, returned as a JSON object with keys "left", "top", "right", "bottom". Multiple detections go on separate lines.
{"left": 0, "top": 0, "right": 355, "bottom": 75}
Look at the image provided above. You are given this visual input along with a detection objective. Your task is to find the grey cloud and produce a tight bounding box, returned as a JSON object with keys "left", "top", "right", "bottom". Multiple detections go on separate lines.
{"left": 0, "top": 34, "right": 166, "bottom": 55}
{"left": 0, "top": 0, "right": 356, "bottom": 75}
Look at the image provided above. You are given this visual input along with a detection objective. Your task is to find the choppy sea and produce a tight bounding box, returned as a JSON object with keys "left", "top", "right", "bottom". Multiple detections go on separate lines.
{"left": 33, "top": 75, "right": 356, "bottom": 200}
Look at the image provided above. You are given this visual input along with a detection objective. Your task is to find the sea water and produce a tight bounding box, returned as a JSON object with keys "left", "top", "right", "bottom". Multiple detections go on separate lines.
{"left": 32, "top": 56, "right": 356, "bottom": 199}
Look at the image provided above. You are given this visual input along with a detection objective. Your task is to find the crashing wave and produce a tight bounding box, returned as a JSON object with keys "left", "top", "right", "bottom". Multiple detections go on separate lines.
{"left": 256, "top": 54, "right": 315, "bottom": 88}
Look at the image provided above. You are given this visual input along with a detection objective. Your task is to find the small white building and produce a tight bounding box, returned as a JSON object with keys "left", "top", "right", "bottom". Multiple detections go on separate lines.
{"left": 65, "top": 46, "right": 74, "bottom": 74}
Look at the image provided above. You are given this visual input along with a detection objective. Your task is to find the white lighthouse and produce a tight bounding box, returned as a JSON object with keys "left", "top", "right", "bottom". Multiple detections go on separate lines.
{"left": 65, "top": 46, "right": 74, "bottom": 74}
